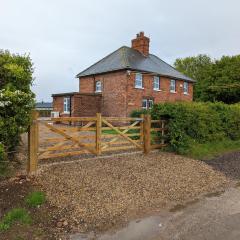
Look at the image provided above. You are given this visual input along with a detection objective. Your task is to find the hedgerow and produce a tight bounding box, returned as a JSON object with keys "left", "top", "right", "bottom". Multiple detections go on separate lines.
{"left": 131, "top": 102, "right": 240, "bottom": 154}
{"left": 151, "top": 102, "right": 240, "bottom": 153}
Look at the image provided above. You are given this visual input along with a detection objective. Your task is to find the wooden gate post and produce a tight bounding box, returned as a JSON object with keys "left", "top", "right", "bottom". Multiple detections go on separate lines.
{"left": 143, "top": 114, "right": 151, "bottom": 154}
{"left": 96, "top": 113, "right": 102, "bottom": 155}
{"left": 28, "top": 111, "right": 39, "bottom": 174}
{"left": 140, "top": 114, "right": 144, "bottom": 144}
{"left": 161, "top": 120, "right": 165, "bottom": 145}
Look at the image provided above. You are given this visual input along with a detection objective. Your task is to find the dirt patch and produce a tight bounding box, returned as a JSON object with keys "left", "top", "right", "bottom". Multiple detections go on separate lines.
{"left": 0, "top": 177, "right": 65, "bottom": 240}
{"left": 37, "top": 152, "right": 228, "bottom": 234}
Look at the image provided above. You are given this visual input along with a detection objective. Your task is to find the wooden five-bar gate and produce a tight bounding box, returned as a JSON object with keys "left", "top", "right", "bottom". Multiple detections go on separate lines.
{"left": 28, "top": 112, "right": 167, "bottom": 173}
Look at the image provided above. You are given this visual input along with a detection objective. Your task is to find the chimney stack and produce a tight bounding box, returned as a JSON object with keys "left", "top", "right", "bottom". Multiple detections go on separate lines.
{"left": 131, "top": 32, "right": 150, "bottom": 56}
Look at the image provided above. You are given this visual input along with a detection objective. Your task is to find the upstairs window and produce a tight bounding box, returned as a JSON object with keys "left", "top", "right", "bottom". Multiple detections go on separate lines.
{"left": 135, "top": 73, "right": 143, "bottom": 88}
{"left": 63, "top": 97, "right": 70, "bottom": 113}
{"left": 170, "top": 79, "right": 176, "bottom": 92}
{"left": 153, "top": 76, "right": 160, "bottom": 90}
{"left": 183, "top": 81, "right": 188, "bottom": 94}
{"left": 95, "top": 81, "right": 102, "bottom": 93}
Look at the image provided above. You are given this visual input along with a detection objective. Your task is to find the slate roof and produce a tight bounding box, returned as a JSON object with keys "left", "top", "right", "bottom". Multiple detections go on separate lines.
{"left": 76, "top": 46, "right": 194, "bottom": 82}
{"left": 35, "top": 102, "right": 53, "bottom": 109}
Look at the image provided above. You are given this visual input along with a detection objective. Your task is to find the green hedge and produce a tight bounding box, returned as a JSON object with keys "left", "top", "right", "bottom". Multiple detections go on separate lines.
{"left": 131, "top": 102, "right": 240, "bottom": 154}
{"left": 151, "top": 102, "right": 240, "bottom": 153}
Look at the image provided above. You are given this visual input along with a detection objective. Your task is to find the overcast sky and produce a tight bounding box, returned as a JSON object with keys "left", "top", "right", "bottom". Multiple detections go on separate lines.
{"left": 1, "top": 0, "right": 240, "bottom": 101}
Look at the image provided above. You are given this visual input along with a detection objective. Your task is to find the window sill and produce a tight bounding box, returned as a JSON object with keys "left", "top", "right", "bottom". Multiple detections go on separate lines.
{"left": 63, "top": 112, "right": 70, "bottom": 114}
{"left": 170, "top": 91, "right": 177, "bottom": 94}
{"left": 183, "top": 93, "right": 189, "bottom": 95}
{"left": 135, "top": 87, "right": 144, "bottom": 90}
{"left": 153, "top": 89, "right": 162, "bottom": 92}
{"left": 95, "top": 91, "right": 102, "bottom": 93}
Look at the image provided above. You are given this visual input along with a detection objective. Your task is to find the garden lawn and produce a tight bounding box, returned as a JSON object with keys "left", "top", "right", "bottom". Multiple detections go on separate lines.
{"left": 185, "top": 139, "right": 240, "bottom": 160}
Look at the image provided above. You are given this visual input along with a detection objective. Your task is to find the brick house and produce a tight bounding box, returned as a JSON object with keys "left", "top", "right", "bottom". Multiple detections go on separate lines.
{"left": 52, "top": 32, "right": 195, "bottom": 117}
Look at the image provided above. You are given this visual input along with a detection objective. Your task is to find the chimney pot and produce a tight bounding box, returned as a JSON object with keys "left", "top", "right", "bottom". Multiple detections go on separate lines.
{"left": 131, "top": 32, "right": 150, "bottom": 56}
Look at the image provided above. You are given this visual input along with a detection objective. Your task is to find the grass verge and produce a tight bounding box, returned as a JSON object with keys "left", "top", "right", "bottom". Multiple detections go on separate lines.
{"left": 25, "top": 191, "right": 46, "bottom": 207}
{"left": 185, "top": 139, "right": 240, "bottom": 160}
{"left": 0, "top": 208, "right": 31, "bottom": 231}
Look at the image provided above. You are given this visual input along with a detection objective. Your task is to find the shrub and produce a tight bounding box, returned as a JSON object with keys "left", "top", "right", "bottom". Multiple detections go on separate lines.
{"left": 150, "top": 102, "right": 240, "bottom": 154}
{"left": 0, "top": 50, "right": 34, "bottom": 154}
{"left": 0, "top": 208, "right": 31, "bottom": 231}
{"left": 0, "top": 143, "right": 8, "bottom": 177}
{"left": 130, "top": 109, "right": 149, "bottom": 118}
{"left": 0, "top": 89, "right": 34, "bottom": 151}
{"left": 25, "top": 191, "right": 46, "bottom": 207}
{"left": 0, "top": 143, "right": 5, "bottom": 162}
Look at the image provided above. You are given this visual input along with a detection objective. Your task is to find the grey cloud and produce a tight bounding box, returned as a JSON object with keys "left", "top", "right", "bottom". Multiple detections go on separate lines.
{"left": 1, "top": 0, "right": 239, "bottom": 101}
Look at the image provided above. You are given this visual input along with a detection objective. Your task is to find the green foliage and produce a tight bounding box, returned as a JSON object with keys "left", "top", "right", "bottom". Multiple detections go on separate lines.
{"left": 0, "top": 143, "right": 8, "bottom": 178}
{"left": 151, "top": 102, "right": 240, "bottom": 154}
{"left": 174, "top": 54, "right": 240, "bottom": 103}
{"left": 130, "top": 109, "right": 149, "bottom": 118}
{"left": 0, "top": 50, "right": 35, "bottom": 153}
{"left": 25, "top": 191, "right": 46, "bottom": 207}
{"left": 0, "top": 208, "right": 31, "bottom": 231}
{"left": 0, "top": 143, "right": 5, "bottom": 162}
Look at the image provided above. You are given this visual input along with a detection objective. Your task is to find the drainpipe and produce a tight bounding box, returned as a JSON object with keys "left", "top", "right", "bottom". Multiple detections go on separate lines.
{"left": 69, "top": 96, "right": 72, "bottom": 117}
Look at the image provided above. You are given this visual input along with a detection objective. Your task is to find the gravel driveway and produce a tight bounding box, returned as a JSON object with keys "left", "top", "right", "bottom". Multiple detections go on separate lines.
{"left": 37, "top": 152, "right": 228, "bottom": 234}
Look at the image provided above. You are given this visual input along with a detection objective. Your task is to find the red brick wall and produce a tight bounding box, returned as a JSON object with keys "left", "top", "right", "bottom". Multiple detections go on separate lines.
{"left": 78, "top": 70, "right": 193, "bottom": 117}
{"left": 53, "top": 94, "right": 102, "bottom": 117}
{"left": 52, "top": 96, "right": 74, "bottom": 117}
{"left": 72, "top": 94, "right": 102, "bottom": 117}
{"left": 80, "top": 71, "right": 128, "bottom": 117}
{"left": 126, "top": 72, "right": 193, "bottom": 115}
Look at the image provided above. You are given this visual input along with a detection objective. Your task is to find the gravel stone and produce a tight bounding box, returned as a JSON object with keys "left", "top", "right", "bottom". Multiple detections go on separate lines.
{"left": 37, "top": 152, "right": 228, "bottom": 232}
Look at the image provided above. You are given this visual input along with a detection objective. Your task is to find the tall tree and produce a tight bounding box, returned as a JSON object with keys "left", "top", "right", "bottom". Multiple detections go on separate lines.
{"left": 174, "top": 54, "right": 213, "bottom": 101}
{"left": 174, "top": 54, "right": 240, "bottom": 103}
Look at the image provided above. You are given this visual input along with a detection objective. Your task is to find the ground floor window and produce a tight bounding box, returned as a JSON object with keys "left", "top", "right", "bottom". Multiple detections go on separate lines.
{"left": 170, "top": 79, "right": 176, "bottom": 92}
{"left": 63, "top": 97, "right": 70, "bottom": 113}
{"left": 142, "top": 99, "right": 154, "bottom": 110}
{"left": 183, "top": 81, "right": 189, "bottom": 94}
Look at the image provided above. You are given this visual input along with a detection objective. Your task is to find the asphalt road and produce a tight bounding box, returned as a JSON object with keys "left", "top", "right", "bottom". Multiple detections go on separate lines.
{"left": 71, "top": 186, "right": 240, "bottom": 240}
{"left": 158, "top": 186, "right": 240, "bottom": 240}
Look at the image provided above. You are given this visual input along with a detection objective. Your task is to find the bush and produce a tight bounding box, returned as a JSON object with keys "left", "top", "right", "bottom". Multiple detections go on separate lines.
{"left": 0, "top": 143, "right": 5, "bottom": 162}
{"left": 0, "top": 143, "right": 8, "bottom": 177}
{"left": 25, "top": 191, "right": 46, "bottom": 207}
{"left": 150, "top": 102, "right": 240, "bottom": 154}
{"left": 0, "top": 89, "right": 34, "bottom": 151}
{"left": 0, "top": 50, "right": 34, "bottom": 154}
{"left": 0, "top": 208, "right": 31, "bottom": 231}
{"left": 130, "top": 109, "right": 149, "bottom": 118}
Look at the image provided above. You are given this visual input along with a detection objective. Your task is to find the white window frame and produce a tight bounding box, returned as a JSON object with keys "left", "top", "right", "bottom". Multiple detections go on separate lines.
{"left": 142, "top": 99, "right": 154, "bottom": 110}
{"left": 148, "top": 99, "right": 154, "bottom": 109}
{"left": 142, "top": 99, "right": 148, "bottom": 109}
{"left": 183, "top": 81, "right": 189, "bottom": 94}
{"left": 95, "top": 81, "right": 102, "bottom": 93}
{"left": 135, "top": 73, "right": 143, "bottom": 89}
{"left": 63, "top": 97, "right": 70, "bottom": 113}
{"left": 153, "top": 76, "right": 160, "bottom": 90}
{"left": 170, "top": 79, "right": 176, "bottom": 93}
